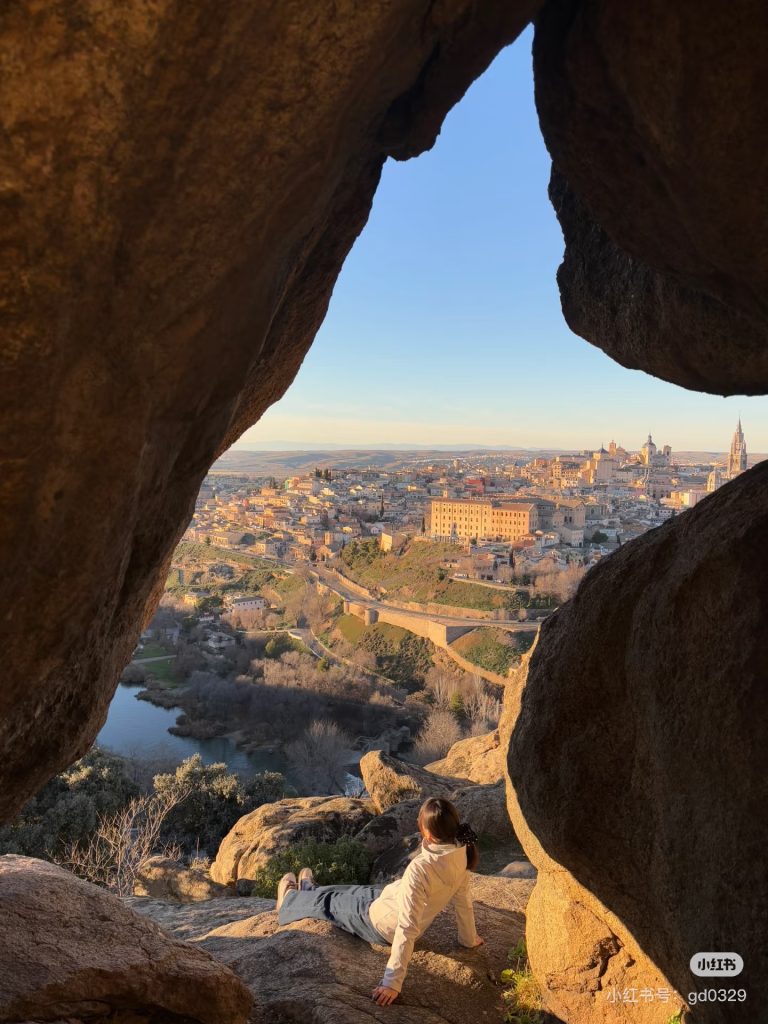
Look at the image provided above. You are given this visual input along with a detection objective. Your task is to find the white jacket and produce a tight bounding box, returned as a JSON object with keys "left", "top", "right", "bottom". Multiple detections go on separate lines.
{"left": 368, "top": 839, "right": 479, "bottom": 993}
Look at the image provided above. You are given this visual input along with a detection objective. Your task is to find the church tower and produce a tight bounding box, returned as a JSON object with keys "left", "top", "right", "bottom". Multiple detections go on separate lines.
{"left": 641, "top": 433, "right": 657, "bottom": 466}
{"left": 727, "top": 419, "right": 747, "bottom": 478}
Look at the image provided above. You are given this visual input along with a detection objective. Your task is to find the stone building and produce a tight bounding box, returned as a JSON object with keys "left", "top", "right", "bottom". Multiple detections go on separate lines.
{"left": 429, "top": 497, "right": 538, "bottom": 542}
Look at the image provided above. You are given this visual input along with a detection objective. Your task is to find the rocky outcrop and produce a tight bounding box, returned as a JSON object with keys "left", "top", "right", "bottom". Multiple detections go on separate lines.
{"left": 134, "top": 855, "right": 233, "bottom": 902}
{"left": 0, "top": 0, "right": 540, "bottom": 823}
{"left": 360, "top": 749, "right": 513, "bottom": 842}
{"left": 360, "top": 750, "right": 466, "bottom": 811}
{"left": 0, "top": 855, "right": 252, "bottom": 1024}
{"left": 210, "top": 796, "right": 374, "bottom": 885}
{"left": 503, "top": 465, "right": 768, "bottom": 1022}
{"left": 131, "top": 873, "right": 535, "bottom": 1023}
{"left": 534, "top": 0, "right": 768, "bottom": 394}
{"left": 426, "top": 729, "right": 504, "bottom": 784}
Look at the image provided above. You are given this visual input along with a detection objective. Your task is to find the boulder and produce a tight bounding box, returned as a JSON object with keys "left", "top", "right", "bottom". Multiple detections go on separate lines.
{"left": 502, "top": 466, "right": 768, "bottom": 1021}
{"left": 360, "top": 750, "right": 513, "bottom": 842}
{"left": 355, "top": 798, "right": 422, "bottom": 858}
{"left": 498, "top": 860, "right": 537, "bottom": 880}
{"left": 210, "top": 796, "right": 374, "bottom": 885}
{"left": 426, "top": 729, "right": 504, "bottom": 784}
{"left": 534, "top": 0, "right": 768, "bottom": 394}
{"left": 0, "top": 855, "right": 252, "bottom": 1024}
{"left": 132, "top": 873, "right": 536, "bottom": 1023}
{"left": 370, "top": 832, "right": 424, "bottom": 884}
{"left": 134, "top": 855, "right": 233, "bottom": 902}
{"left": 360, "top": 750, "right": 469, "bottom": 812}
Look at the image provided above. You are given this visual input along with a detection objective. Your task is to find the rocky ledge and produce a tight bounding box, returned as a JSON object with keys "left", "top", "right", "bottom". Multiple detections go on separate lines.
{"left": 130, "top": 872, "right": 535, "bottom": 1024}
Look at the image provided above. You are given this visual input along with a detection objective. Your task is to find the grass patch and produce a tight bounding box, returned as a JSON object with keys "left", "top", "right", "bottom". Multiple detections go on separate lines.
{"left": 452, "top": 628, "right": 535, "bottom": 676}
{"left": 248, "top": 838, "right": 371, "bottom": 898}
{"left": 358, "top": 623, "right": 433, "bottom": 689}
{"left": 501, "top": 940, "right": 544, "bottom": 1024}
{"left": 337, "top": 613, "right": 365, "bottom": 644}
{"left": 136, "top": 641, "right": 173, "bottom": 660}
{"left": 145, "top": 658, "right": 176, "bottom": 684}
{"left": 338, "top": 539, "right": 541, "bottom": 612}
{"left": 175, "top": 541, "right": 270, "bottom": 566}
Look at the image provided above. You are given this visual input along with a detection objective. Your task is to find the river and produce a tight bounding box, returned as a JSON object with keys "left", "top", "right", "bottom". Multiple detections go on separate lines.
{"left": 97, "top": 682, "right": 290, "bottom": 778}
{"left": 97, "top": 682, "right": 362, "bottom": 792}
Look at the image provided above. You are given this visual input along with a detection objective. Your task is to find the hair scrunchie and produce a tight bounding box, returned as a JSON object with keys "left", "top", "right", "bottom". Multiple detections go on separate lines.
{"left": 456, "top": 822, "right": 478, "bottom": 846}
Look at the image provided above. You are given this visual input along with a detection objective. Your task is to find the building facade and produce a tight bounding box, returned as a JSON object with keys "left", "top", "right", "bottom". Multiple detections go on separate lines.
{"left": 429, "top": 498, "right": 538, "bottom": 542}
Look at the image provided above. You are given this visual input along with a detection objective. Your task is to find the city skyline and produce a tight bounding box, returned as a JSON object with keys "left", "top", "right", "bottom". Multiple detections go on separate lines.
{"left": 234, "top": 28, "right": 768, "bottom": 454}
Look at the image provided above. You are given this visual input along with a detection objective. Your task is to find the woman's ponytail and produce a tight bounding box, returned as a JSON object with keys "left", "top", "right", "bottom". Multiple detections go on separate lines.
{"left": 456, "top": 822, "right": 480, "bottom": 871}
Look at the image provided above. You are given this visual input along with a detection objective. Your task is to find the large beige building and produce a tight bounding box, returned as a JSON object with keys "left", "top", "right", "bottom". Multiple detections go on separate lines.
{"left": 429, "top": 498, "right": 538, "bottom": 542}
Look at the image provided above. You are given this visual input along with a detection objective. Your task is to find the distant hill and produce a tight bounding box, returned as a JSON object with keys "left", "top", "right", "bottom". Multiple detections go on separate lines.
{"left": 211, "top": 447, "right": 580, "bottom": 476}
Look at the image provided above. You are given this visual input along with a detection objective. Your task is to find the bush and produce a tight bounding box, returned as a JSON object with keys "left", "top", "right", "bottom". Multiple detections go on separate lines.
{"left": 411, "top": 709, "right": 462, "bottom": 764}
{"left": 153, "top": 754, "right": 286, "bottom": 855}
{"left": 248, "top": 837, "right": 371, "bottom": 898}
{"left": 0, "top": 748, "right": 139, "bottom": 859}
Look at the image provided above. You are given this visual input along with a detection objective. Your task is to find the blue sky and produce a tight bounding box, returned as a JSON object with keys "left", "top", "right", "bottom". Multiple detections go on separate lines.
{"left": 236, "top": 28, "right": 766, "bottom": 454}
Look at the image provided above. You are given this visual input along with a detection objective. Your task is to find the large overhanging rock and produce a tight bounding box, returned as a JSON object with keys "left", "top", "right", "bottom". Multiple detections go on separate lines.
{"left": 534, "top": 0, "right": 768, "bottom": 394}
{"left": 502, "top": 463, "right": 768, "bottom": 1022}
{"left": 0, "top": 0, "right": 539, "bottom": 820}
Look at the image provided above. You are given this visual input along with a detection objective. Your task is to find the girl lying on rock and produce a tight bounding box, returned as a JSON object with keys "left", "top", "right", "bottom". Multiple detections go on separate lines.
{"left": 276, "top": 796, "right": 484, "bottom": 1006}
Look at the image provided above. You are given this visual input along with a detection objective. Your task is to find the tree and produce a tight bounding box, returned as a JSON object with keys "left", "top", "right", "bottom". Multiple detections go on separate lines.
{"left": 286, "top": 720, "right": 352, "bottom": 795}
{"left": 0, "top": 748, "right": 139, "bottom": 859}
{"left": 411, "top": 710, "right": 462, "bottom": 765}
{"left": 58, "top": 788, "right": 188, "bottom": 896}
{"left": 153, "top": 754, "right": 285, "bottom": 855}
{"left": 591, "top": 530, "right": 609, "bottom": 545}
{"left": 448, "top": 691, "right": 466, "bottom": 724}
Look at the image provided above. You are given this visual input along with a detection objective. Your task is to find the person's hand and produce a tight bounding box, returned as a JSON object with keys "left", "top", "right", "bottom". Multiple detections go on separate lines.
{"left": 371, "top": 985, "right": 399, "bottom": 1006}
{"left": 473, "top": 936, "right": 485, "bottom": 947}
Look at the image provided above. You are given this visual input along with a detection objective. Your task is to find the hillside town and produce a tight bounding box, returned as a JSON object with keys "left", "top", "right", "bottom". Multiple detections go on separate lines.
{"left": 179, "top": 422, "right": 751, "bottom": 593}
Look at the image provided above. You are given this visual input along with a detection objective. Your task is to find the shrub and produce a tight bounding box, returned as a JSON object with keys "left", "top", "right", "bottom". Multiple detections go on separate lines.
{"left": 411, "top": 709, "right": 462, "bottom": 764}
{"left": 286, "top": 720, "right": 352, "bottom": 795}
{"left": 153, "top": 754, "right": 286, "bottom": 855}
{"left": 0, "top": 748, "right": 139, "bottom": 859}
{"left": 248, "top": 837, "right": 371, "bottom": 898}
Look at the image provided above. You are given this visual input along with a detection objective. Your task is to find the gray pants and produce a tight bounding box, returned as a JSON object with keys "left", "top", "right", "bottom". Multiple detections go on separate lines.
{"left": 278, "top": 884, "right": 387, "bottom": 945}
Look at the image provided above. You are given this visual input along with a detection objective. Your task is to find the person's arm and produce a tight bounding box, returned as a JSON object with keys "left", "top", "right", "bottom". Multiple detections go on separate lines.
{"left": 374, "top": 864, "right": 427, "bottom": 1000}
{"left": 451, "top": 872, "right": 480, "bottom": 947}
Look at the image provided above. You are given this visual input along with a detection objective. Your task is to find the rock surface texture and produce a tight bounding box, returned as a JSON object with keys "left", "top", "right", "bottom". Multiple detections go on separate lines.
{"left": 134, "top": 854, "right": 234, "bottom": 902}
{"left": 503, "top": 464, "right": 768, "bottom": 1023}
{"left": 0, "top": 0, "right": 539, "bottom": 820}
{"left": 360, "top": 749, "right": 513, "bottom": 841}
{"left": 426, "top": 729, "right": 504, "bottom": 784}
{"left": 534, "top": 0, "right": 768, "bottom": 394}
{"left": 131, "top": 873, "right": 534, "bottom": 1024}
{"left": 210, "top": 796, "right": 374, "bottom": 885}
{"left": 0, "top": 855, "right": 252, "bottom": 1024}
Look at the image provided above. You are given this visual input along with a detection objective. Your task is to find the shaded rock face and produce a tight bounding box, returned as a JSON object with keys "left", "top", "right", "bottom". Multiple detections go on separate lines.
{"left": 534, "top": 0, "right": 768, "bottom": 394}
{"left": 0, "top": 855, "right": 252, "bottom": 1024}
{"left": 360, "top": 749, "right": 514, "bottom": 841}
{"left": 504, "top": 464, "right": 768, "bottom": 1022}
{"left": 0, "top": 0, "right": 539, "bottom": 821}
{"left": 210, "top": 796, "right": 374, "bottom": 885}
{"left": 131, "top": 873, "right": 535, "bottom": 1023}
{"left": 360, "top": 750, "right": 468, "bottom": 812}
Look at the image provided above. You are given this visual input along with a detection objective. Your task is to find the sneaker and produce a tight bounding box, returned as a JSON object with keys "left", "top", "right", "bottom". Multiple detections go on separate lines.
{"left": 276, "top": 872, "right": 298, "bottom": 911}
{"left": 298, "top": 867, "right": 316, "bottom": 891}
